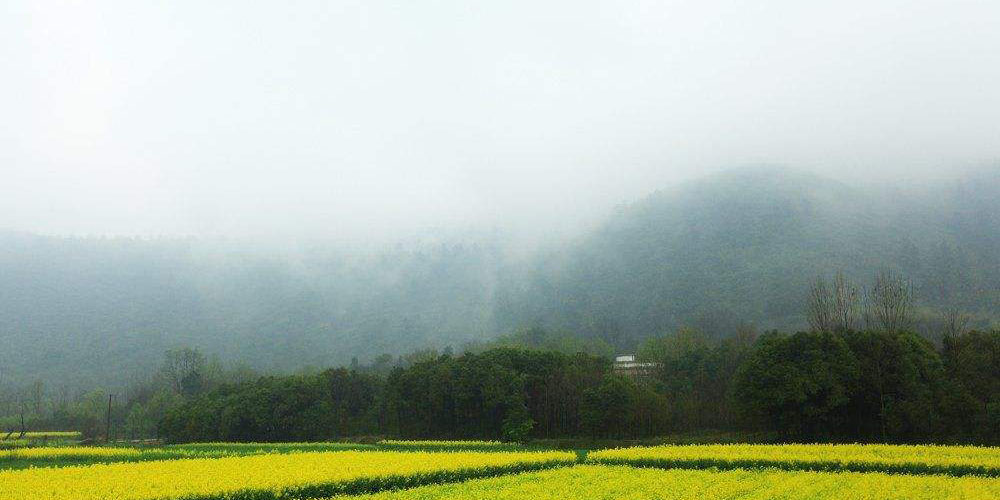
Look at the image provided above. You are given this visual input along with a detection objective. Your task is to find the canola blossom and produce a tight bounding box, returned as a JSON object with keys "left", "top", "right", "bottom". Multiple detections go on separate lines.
{"left": 378, "top": 440, "right": 507, "bottom": 447}
{"left": 2, "top": 443, "right": 374, "bottom": 471}
{"left": 10, "top": 431, "right": 81, "bottom": 439}
{"left": 588, "top": 443, "right": 1000, "bottom": 476}
{"left": 1, "top": 446, "right": 143, "bottom": 459}
{"left": 339, "top": 464, "right": 1000, "bottom": 500}
{"left": 377, "top": 440, "right": 520, "bottom": 451}
{"left": 0, "top": 449, "right": 575, "bottom": 500}
{"left": 165, "top": 442, "right": 373, "bottom": 454}
{"left": 4, "top": 442, "right": 366, "bottom": 461}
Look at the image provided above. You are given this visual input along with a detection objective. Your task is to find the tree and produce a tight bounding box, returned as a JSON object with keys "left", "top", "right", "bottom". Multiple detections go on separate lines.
{"left": 842, "top": 330, "right": 947, "bottom": 442}
{"left": 942, "top": 330, "right": 1000, "bottom": 443}
{"left": 579, "top": 375, "right": 635, "bottom": 438}
{"left": 942, "top": 308, "right": 971, "bottom": 338}
{"left": 809, "top": 272, "right": 859, "bottom": 333}
{"left": 863, "top": 268, "right": 913, "bottom": 333}
{"left": 160, "top": 348, "right": 208, "bottom": 396}
{"left": 808, "top": 275, "right": 834, "bottom": 332}
{"left": 640, "top": 327, "right": 724, "bottom": 430}
{"left": 734, "top": 331, "right": 859, "bottom": 440}
{"left": 832, "top": 271, "right": 860, "bottom": 332}
{"left": 501, "top": 402, "right": 534, "bottom": 443}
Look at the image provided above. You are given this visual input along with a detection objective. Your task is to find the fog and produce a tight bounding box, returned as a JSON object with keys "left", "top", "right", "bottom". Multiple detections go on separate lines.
{"left": 3, "top": 1, "right": 999, "bottom": 242}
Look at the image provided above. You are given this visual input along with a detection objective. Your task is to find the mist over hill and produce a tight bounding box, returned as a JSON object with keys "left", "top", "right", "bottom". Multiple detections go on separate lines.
{"left": 496, "top": 167, "right": 1000, "bottom": 344}
{"left": 2, "top": 167, "right": 998, "bottom": 387}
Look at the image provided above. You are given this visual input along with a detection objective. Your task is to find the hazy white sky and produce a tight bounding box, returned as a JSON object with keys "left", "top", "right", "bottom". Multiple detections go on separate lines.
{"left": 2, "top": 1, "right": 999, "bottom": 239}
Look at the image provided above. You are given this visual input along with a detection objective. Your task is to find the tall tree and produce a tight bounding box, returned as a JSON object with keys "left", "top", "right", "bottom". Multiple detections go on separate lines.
{"left": 863, "top": 268, "right": 914, "bottom": 333}
{"left": 832, "top": 271, "right": 860, "bottom": 332}
{"left": 734, "top": 331, "right": 859, "bottom": 440}
{"left": 808, "top": 276, "right": 834, "bottom": 332}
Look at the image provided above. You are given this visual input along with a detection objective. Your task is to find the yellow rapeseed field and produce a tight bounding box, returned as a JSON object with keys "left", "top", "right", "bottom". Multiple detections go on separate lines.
{"left": 0, "top": 449, "right": 574, "bottom": 500}
{"left": 24, "top": 431, "right": 80, "bottom": 437}
{"left": 378, "top": 440, "right": 507, "bottom": 447}
{"left": 339, "top": 464, "right": 1000, "bottom": 500}
{"left": 1, "top": 446, "right": 142, "bottom": 460}
{"left": 376, "top": 440, "right": 520, "bottom": 451}
{"left": 588, "top": 443, "right": 1000, "bottom": 476}
{"left": 12, "top": 431, "right": 81, "bottom": 438}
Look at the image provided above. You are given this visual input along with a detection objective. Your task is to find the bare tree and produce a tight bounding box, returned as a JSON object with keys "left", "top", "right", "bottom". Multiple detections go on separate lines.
{"left": 832, "top": 271, "right": 860, "bottom": 332}
{"left": 160, "top": 347, "right": 207, "bottom": 395}
{"left": 942, "top": 307, "right": 971, "bottom": 338}
{"left": 863, "top": 268, "right": 914, "bottom": 333}
{"left": 807, "top": 275, "right": 834, "bottom": 332}
{"left": 29, "top": 379, "right": 45, "bottom": 416}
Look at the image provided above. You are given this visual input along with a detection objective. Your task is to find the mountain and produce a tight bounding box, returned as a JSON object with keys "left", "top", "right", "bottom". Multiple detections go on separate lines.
{"left": 0, "top": 234, "right": 504, "bottom": 387}
{"left": 494, "top": 167, "right": 1000, "bottom": 346}
{"left": 2, "top": 167, "right": 998, "bottom": 386}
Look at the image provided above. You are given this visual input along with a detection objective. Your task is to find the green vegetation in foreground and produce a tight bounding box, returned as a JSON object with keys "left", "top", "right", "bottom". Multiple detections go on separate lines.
{"left": 334, "top": 464, "right": 1000, "bottom": 500}
{"left": 588, "top": 443, "right": 1000, "bottom": 477}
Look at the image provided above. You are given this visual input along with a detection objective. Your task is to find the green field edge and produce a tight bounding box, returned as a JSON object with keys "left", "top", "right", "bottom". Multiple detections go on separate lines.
{"left": 177, "top": 459, "right": 575, "bottom": 500}
{"left": 587, "top": 456, "right": 1000, "bottom": 478}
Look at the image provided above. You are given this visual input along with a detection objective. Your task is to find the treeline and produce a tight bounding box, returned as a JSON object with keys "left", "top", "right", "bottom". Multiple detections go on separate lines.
{"left": 5, "top": 267, "right": 997, "bottom": 445}
{"left": 156, "top": 326, "right": 998, "bottom": 445}
{"left": 737, "top": 328, "right": 998, "bottom": 443}
{"left": 160, "top": 348, "right": 611, "bottom": 443}
{"left": 0, "top": 348, "right": 254, "bottom": 440}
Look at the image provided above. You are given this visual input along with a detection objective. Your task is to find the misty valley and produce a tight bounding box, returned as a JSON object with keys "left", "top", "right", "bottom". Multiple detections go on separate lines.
{"left": 4, "top": 1, "right": 1000, "bottom": 497}
{"left": 2, "top": 168, "right": 998, "bottom": 447}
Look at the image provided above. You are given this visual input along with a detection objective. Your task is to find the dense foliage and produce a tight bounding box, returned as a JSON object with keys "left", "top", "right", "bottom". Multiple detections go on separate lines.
{"left": 159, "top": 368, "right": 382, "bottom": 443}
{"left": 152, "top": 327, "right": 999, "bottom": 445}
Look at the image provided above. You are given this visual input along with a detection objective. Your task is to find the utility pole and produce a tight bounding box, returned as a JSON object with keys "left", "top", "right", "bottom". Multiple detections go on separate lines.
{"left": 106, "top": 394, "right": 113, "bottom": 443}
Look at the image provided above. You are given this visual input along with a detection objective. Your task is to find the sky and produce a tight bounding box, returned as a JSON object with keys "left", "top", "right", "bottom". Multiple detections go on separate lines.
{"left": 2, "top": 1, "right": 999, "bottom": 241}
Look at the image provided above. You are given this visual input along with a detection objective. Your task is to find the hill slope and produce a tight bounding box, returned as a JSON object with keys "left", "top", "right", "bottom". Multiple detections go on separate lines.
{"left": 495, "top": 167, "right": 1000, "bottom": 345}
{"left": 2, "top": 167, "right": 998, "bottom": 385}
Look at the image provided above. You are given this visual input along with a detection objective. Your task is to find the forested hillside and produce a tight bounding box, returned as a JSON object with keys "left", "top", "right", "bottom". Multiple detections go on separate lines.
{"left": 1, "top": 167, "right": 998, "bottom": 387}
{"left": 497, "top": 168, "right": 1000, "bottom": 346}
{"left": 0, "top": 235, "right": 504, "bottom": 387}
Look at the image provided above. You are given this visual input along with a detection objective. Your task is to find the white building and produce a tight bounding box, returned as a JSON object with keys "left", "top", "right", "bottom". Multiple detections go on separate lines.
{"left": 612, "top": 354, "right": 657, "bottom": 381}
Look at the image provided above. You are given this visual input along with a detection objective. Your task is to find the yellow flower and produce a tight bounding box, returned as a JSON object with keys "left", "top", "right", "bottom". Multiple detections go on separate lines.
{"left": 0, "top": 449, "right": 574, "bottom": 500}
{"left": 340, "top": 464, "right": 1000, "bottom": 500}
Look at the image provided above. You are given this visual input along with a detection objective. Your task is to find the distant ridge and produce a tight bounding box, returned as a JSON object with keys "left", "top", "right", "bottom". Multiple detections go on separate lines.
{"left": 2, "top": 167, "right": 998, "bottom": 385}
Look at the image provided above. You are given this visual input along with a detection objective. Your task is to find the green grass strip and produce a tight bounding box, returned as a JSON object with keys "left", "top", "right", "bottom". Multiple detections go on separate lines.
{"left": 587, "top": 443, "right": 1000, "bottom": 477}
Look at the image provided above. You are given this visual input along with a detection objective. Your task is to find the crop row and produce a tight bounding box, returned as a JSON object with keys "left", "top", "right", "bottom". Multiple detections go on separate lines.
{"left": 376, "top": 440, "right": 523, "bottom": 451}
{"left": 336, "top": 464, "right": 1000, "bottom": 500}
{"left": 0, "top": 449, "right": 575, "bottom": 500}
{"left": 1, "top": 442, "right": 518, "bottom": 471}
{"left": 1, "top": 431, "right": 80, "bottom": 439}
{"left": 587, "top": 443, "right": 1000, "bottom": 476}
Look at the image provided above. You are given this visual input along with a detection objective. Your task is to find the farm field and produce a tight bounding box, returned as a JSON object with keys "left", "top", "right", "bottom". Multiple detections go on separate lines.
{"left": 342, "top": 464, "right": 1000, "bottom": 500}
{"left": 0, "top": 440, "right": 525, "bottom": 471}
{"left": 0, "top": 448, "right": 574, "bottom": 500}
{"left": 1, "top": 444, "right": 373, "bottom": 471}
{"left": 0, "top": 431, "right": 83, "bottom": 450}
{"left": 0, "top": 440, "right": 998, "bottom": 499}
{"left": 589, "top": 443, "right": 1000, "bottom": 476}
